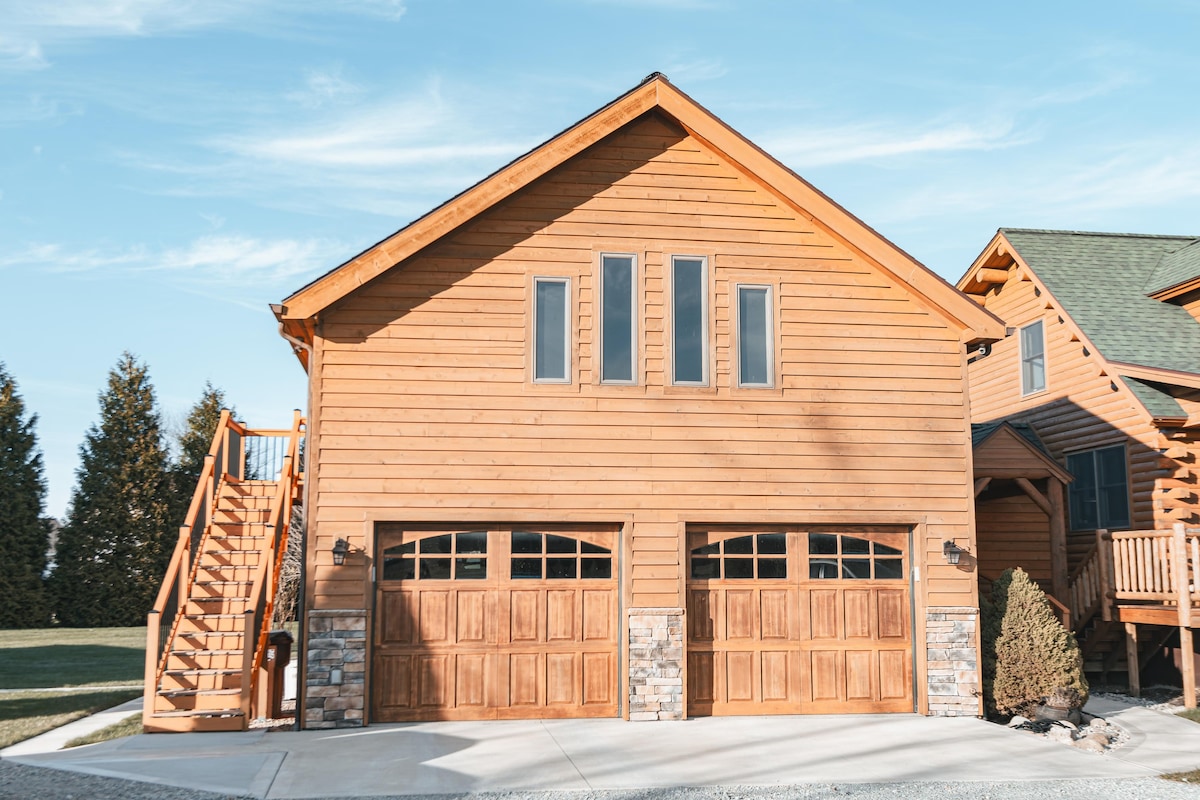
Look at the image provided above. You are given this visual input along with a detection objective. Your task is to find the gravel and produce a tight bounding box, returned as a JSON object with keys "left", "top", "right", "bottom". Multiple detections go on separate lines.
{"left": 5, "top": 761, "right": 1200, "bottom": 800}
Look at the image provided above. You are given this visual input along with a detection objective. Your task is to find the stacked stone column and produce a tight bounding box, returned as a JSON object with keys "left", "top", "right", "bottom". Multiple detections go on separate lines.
{"left": 925, "top": 606, "right": 981, "bottom": 716}
{"left": 305, "top": 609, "right": 368, "bottom": 728}
{"left": 627, "top": 608, "right": 684, "bottom": 720}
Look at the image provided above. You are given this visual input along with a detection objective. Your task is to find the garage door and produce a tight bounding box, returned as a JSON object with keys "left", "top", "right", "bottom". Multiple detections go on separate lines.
{"left": 687, "top": 528, "right": 913, "bottom": 715}
{"left": 372, "top": 526, "right": 619, "bottom": 721}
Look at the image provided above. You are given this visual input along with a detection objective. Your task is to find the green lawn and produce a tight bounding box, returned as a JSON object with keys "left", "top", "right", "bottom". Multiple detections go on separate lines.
{"left": 0, "top": 689, "right": 140, "bottom": 750}
{"left": 0, "top": 627, "right": 146, "bottom": 689}
{"left": 0, "top": 627, "right": 146, "bottom": 749}
{"left": 65, "top": 711, "right": 143, "bottom": 748}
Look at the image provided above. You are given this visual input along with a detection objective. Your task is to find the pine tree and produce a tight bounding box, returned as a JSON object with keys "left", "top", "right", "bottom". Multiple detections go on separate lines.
{"left": 171, "top": 383, "right": 230, "bottom": 520}
{"left": 990, "top": 567, "right": 1088, "bottom": 716}
{"left": 0, "top": 364, "right": 50, "bottom": 628}
{"left": 51, "top": 353, "right": 175, "bottom": 627}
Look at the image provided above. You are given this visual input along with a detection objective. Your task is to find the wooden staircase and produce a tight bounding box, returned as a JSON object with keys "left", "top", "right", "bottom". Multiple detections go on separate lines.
{"left": 144, "top": 412, "right": 304, "bottom": 733}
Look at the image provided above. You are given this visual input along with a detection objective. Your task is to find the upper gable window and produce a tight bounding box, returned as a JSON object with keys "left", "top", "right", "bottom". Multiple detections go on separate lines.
{"left": 600, "top": 254, "right": 637, "bottom": 384}
{"left": 533, "top": 277, "right": 570, "bottom": 383}
{"left": 1020, "top": 320, "right": 1046, "bottom": 395}
{"left": 736, "top": 284, "right": 773, "bottom": 388}
{"left": 1066, "top": 444, "right": 1130, "bottom": 531}
{"left": 671, "top": 256, "right": 708, "bottom": 385}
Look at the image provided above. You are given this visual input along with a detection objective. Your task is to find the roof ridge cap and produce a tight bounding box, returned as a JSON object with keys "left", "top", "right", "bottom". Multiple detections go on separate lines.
{"left": 1001, "top": 227, "right": 1200, "bottom": 240}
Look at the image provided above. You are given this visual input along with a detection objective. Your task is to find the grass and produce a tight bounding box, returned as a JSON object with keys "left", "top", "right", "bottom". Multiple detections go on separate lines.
{"left": 0, "top": 689, "right": 140, "bottom": 750}
{"left": 0, "top": 627, "right": 146, "bottom": 689}
{"left": 64, "top": 712, "right": 142, "bottom": 748}
{"left": 1177, "top": 708, "right": 1200, "bottom": 724}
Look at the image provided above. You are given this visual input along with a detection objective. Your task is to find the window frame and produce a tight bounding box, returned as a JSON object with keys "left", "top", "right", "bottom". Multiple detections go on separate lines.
{"left": 1020, "top": 319, "right": 1047, "bottom": 396}
{"left": 669, "top": 254, "right": 710, "bottom": 387}
{"left": 734, "top": 283, "right": 774, "bottom": 389}
{"left": 598, "top": 252, "right": 638, "bottom": 385}
{"left": 1066, "top": 443, "right": 1131, "bottom": 531}
{"left": 532, "top": 276, "right": 572, "bottom": 384}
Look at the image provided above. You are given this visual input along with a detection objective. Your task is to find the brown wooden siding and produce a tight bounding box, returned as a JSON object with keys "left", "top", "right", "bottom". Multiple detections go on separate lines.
{"left": 975, "top": 492, "right": 1052, "bottom": 590}
{"left": 967, "top": 269, "right": 1169, "bottom": 535}
{"left": 306, "top": 112, "right": 977, "bottom": 615}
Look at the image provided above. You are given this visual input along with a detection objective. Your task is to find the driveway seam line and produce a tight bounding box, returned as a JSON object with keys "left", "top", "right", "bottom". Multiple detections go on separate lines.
{"left": 538, "top": 721, "right": 592, "bottom": 789}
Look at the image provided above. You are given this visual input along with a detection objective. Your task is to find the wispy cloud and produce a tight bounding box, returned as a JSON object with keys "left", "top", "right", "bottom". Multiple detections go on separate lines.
{"left": 0, "top": 235, "right": 346, "bottom": 287}
{"left": 663, "top": 58, "right": 727, "bottom": 83}
{"left": 286, "top": 67, "right": 364, "bottom": 109}
{"left": 582, "top": 0, "right": 721, "bottom": 8}
{"left": 766, "top": 119, "right": 1029, "bottom": 168}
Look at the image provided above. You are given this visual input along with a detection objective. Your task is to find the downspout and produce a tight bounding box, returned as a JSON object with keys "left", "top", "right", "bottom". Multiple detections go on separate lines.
{"left": 277, "top": 311, "right": 313, "bottom": 731}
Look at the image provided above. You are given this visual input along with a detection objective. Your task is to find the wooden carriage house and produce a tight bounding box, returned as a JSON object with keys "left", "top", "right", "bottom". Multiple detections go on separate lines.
{"left": 142, "top": 75, "right": 1007, "bottom": 732}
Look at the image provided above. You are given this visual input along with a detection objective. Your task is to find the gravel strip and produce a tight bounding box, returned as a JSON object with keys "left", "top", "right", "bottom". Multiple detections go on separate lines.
{"left": 5, "top": 761, "right": 1200, "bottom": 800}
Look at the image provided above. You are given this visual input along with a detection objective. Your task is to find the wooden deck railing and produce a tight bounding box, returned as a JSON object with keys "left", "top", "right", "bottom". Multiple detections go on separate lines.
{"left": 1111, "top": 526, "right": 1200, "bottom": 609}
{"left": 144, "top": 410, "right": 305, "bottom": 729}
{"left": 1067, "top": 531, "right": 1111, "bottom": 633}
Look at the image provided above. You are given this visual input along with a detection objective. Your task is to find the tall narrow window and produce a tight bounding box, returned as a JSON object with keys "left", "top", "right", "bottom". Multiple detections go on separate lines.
{"left": 737, "top": 285, "right": 772, "bottom": 387}
{"left": 671, "top": 256, "right": 707, "bottom": 385}
{"left": 600, "top": 254, "right": 636, "bottom": 384}
{"left": 533, "top": 277, "right": 569, "bottom": 383}
{"left": 1020, "top": 320, "right": 1046, "bottom": 395}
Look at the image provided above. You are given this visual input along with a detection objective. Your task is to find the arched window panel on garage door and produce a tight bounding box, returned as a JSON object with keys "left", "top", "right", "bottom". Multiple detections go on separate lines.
{"left": 807, "top": 532, "right": 904, "bottom": 580}
{"left": 690, "top": 532, "right": 787, "bottom": 580}
{"left": 380, "top": 530, "right": 488, "bottom": 581}
{"left": 510, "top": 531, "right": 613, "bottom": 580}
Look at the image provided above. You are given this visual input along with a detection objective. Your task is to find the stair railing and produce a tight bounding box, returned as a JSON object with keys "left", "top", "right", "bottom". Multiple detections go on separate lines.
{"left": 144, "top": 409, "right": 240, "bottom": 728}
{"left": 1111, "top": 525, "right": 1200, "bottom": 608}
{"left": 1067, "top": 530, "right": 1111, "bottom": 633}
{"left": 238, "top": 410, "right": 305, "bottom": 720}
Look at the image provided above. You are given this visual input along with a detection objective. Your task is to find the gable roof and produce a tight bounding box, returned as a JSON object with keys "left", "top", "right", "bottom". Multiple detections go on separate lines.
{"left": 971, "top": 421, "right": 1073, "bottom": 483}
{"left": 276, "top": 74, "right": 1003, "bottom": 349}
{"left": 995, "top": 229, "right": 1200, "bottom": 420}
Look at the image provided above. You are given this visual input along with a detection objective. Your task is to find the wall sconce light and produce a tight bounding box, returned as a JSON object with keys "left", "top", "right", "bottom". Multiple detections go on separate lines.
{"left": 943, "top": 540, "right": 966, "bottom": 566}
{"left": 332, "top": 538, "right": 349, "bottom": 566}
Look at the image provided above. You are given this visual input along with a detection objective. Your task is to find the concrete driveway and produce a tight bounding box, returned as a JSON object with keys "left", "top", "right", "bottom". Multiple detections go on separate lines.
{"left": 9, "top": 702, "right": 1198, "bottom": 799}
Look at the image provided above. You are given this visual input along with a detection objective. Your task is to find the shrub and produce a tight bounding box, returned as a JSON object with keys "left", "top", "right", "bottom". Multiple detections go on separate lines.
{"left": 986, "top": 567, "right": 1087, "bottom": 717}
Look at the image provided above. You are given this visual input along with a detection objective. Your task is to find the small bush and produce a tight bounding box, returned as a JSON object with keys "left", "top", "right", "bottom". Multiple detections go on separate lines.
{"left": 986, "top": 567, "right": 1087, "bottom": 717}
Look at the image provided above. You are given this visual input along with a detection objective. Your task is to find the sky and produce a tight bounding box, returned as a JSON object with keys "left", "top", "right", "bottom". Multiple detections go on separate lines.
{"left": 3, "top": 0, "right": 1200, "bottom": 519}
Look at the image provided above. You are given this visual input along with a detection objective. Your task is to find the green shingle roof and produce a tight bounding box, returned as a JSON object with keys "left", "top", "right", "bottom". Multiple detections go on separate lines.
{"left": 1001, "top": 229, "right": 1200, "bottom": 419}
{"left": 1146, "top": 239, "right": 1200, "bottom": 295}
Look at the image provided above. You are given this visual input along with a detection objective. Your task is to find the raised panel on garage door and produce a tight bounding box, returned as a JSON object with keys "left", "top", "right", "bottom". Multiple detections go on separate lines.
{"left": 372, "top": 526, "right": 619, "bottom": 722}
{"left": 686, "top": 528, "right": 913, "bottom": 717}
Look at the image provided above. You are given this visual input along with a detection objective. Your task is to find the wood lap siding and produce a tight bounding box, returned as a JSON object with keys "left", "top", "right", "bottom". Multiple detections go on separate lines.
{"left": 967, "top": 270, "right": 1166, "bottom": 540}
{"left": 309, "top": 113, "right": 976, "bottom": 611}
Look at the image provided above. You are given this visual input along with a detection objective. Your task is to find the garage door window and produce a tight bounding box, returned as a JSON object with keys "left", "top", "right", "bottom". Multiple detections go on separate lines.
{"left": 510, "top": 531, "right": 613, "bottom": 579}
{"left": 381, "top": 530, "right": 488, "bottom": 581}
{"left": 809, "top": 533, "right": 903, "bottom": 580}
{"left": 690, "top": 533, "right": 787, "bottom": 579}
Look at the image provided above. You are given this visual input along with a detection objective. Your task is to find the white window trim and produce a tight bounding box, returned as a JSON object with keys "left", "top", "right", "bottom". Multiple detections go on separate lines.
{"left": 532, "top": 276, "right": 571, "bottom": 384}
{"left": 1020, "top": 319, "right": 1047, "bottom": 396}
{"left": 670, "top": 255, "right": 709, "bottom": 387}
{"left": 599, "top": 252, "right": 638, "bottom": 385}
{"left": 735, "top": 283, "right": 774, "bottom": 389}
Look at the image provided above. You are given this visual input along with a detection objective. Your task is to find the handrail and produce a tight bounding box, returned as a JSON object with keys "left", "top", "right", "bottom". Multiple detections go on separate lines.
{"left": 1110, "top": 525, "right": 1200, "bottom": 603}
{"left": 238, "top": 410, "right": 304, "bottom": 720}
{"left": 1066, "top": 531, "right": 1108, "bottom": 633}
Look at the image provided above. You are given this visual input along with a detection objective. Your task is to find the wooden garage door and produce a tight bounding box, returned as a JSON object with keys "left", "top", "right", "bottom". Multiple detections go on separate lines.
{"left": 372, "top": 526, "right": 619, "bottom": 721}
{"left": 687, "top": 528, "right": 913, "bottom": 716}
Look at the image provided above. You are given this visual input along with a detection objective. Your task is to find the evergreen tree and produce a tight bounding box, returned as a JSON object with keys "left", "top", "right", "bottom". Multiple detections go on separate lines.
{"left": 51, "top": 353, "right": 175, "bottom": 627}
{"left": 171, "top": 383, "right": 230, "bottom": 518}
{"left": 0, "top": 364, "right": 50, "bottom": 628}
{"left": 990, "top": 567, "right": 1088, "bottom": 716}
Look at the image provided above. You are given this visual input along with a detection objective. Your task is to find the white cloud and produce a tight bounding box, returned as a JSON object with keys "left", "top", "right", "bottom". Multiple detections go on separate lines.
{"left": 663, "top": 59, "right": 727, "bottom": 83}
{"left": 286, "top": 67, "right": 365, "bottom": 109}
{"left": 765, "top": 119, "right": 1029, "bottom": 168}
{"left": 0, "top": 235, "right": 347, "bottom": 288}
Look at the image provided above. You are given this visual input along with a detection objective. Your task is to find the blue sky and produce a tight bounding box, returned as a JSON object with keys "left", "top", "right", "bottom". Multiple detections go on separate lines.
{"left": 3, "top": 1, "right": 1200, "bottom": 518}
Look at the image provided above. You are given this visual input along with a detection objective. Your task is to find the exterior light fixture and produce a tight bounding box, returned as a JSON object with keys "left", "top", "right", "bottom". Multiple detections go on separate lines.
{"left": 332, "top": 538, "right": 349, "bottom": 566}
{"left": 943, "top": 540, "right": 966, "bottom": 566}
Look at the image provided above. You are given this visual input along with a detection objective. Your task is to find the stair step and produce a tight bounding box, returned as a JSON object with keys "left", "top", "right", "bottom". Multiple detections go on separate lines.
{"left": 151, "top": 709, "right": 245, "bottom": 719}
{"left": 177, "top": 614, "right": 247, "bottom": 633}
{"left": 161, "top": 669, "right": 243, "bottom": 692}
{"left": 156, "top": 687, "right": 243, "bottom": 712}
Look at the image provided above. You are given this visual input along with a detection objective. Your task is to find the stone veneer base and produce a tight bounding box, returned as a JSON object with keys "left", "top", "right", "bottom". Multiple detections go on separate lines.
{"left": 305, "top": 608, "right": 368, "bottom": 729}
{"left": 627, "top": 607, "right": 684, "bottom": 721}
{"left": 926, "top": 606, "right": 981, "bottom": 717}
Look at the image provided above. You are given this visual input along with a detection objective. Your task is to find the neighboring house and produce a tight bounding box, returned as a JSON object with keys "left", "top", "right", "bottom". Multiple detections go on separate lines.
{"left": 957, "top": 229, "right": 1200, "bottom": 699}
{"left": 273, "top": 74, "right": 1004, "bottom": 729}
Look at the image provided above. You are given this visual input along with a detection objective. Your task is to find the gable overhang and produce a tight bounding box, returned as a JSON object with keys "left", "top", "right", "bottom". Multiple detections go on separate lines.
{"left": 1149, "top": 274, "right": 1200, "bottom": 302}
{"left": 972, "top": 422, "right": 1073, "bottom": 484}
{"left": 275, "top": 74, "right": 1005, "bottom": 351}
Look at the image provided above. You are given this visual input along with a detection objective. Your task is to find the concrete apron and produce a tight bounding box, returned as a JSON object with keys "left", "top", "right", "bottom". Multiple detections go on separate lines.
{"left": 5, "top": 710, "right": 1178, "bottom": 800}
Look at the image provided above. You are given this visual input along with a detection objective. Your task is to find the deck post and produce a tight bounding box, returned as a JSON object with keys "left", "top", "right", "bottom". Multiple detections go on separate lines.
{"left": 1175, "top": 524, "right": 1196, "bottom": 709}
{"left": 1098, "top": 529, "right": 1112, "bottom": 622}
{"left": 1048, "top": 479, "right": 1068, "bottom": 603}
{"left": 1124, "top": 622, "right": 1140, "bottom": 697}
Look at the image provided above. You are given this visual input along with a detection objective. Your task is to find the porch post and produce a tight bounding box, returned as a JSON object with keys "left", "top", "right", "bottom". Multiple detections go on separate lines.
{"left": 1047, "top": 479, "right": 1067, "bottom": 603}
{"left": 1174, "top": 523, "right": 1196, "bottom": 709}
{"left": 1124, "top": 622, "right": 1140, "bottom": 697}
